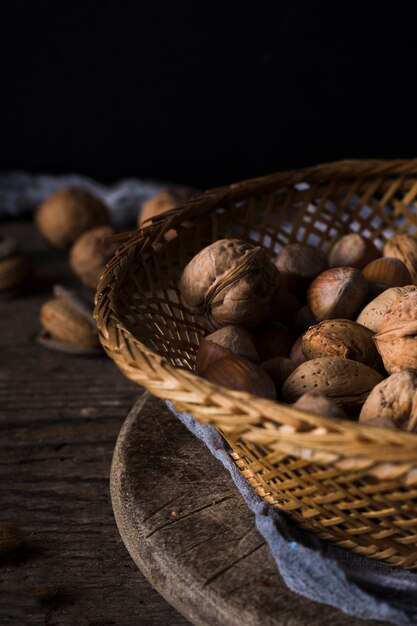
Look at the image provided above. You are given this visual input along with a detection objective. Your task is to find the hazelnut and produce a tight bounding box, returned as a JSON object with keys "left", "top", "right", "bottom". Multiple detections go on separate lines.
{"left": 383, "top": 234, "right": 417, "bottom": 284}
{"left": 356, "top": 285, "right": 417, "bottom": 333}
{"left": 180, "top": 239, "right": 279, "bottom": 330}
{"left": 374, "top": 291, "right": 417, "bottom": 373}
{"left": 252, "top": 321, "right": 293, "bottom": 361}
{"left": 274, "top": 243, "right": 328, "bottom": 297}
{"left": 35, "top": 188, "right": 110, "bottom": 250}
{"left": 359, "top": 370, "right": 417, "bottom": 432}
{"left": 307, "top": 267, "right": 369, "bottom": 321}
{"left": 195, "top": 326, "right": 258, "bottom": 375}
{"left": 282, "top": 357, "right": 384, "bottom": 410}
{"left": 289, "top": 336, "right": 307, "bottom": 366}
{"left": 138, "top": 188, "right": 190, "bottom": 227}
{"left": 293, "top": 391, "right": 348, "bottom": 419}
{"left": 362, "top": 257, "right": 412, "bottom": 288}
{"left": 69, "top": 226, "right": 119, "bottom": 289}
{"left": 260, "top": 357, "right": 296, "bottom": 396}
{"left": 328, "top": 233, "right": 380, "bottom": 269}
{"left": 202, "top": 354, "right": 276, "bottom": 400}
{"left": 302, "top": 319, "right": 384, "bottom": 371}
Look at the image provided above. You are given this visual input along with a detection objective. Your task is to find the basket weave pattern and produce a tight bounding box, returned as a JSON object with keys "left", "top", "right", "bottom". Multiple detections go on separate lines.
{"left": 95, "top": 160, "right": 417, "bottom": 569}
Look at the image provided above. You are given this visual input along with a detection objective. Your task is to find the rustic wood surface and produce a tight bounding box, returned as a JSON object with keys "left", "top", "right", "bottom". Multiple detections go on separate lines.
{"left": 112, "top": 394, "right": 391, "bottom": 626}
{"left": 0, "top": 220, "right": 389, "bottom": 626}
{"left": 0, "top": 220, "right": 189, "bottom": 626}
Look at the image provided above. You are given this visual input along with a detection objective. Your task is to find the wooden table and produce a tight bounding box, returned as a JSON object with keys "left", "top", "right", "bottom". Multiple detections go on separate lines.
{"left": 0, "top": 220, "right": 386, "bottom": 626}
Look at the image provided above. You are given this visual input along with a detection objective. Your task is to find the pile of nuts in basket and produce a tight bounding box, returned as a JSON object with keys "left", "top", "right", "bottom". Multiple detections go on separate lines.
{"left": 180, "top": 234, "right": 417, "bottom": 432}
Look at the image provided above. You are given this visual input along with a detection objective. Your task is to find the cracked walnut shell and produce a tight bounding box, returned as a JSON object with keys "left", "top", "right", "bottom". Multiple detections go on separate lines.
{"left": 36, "top": 188, "right": 110, "bottom": 250}
{"left": 359, "top": 370, "right": 417, "bottom": 432}
{"left": 374, "top": 291, "right": 417, "bottom": 373}
{"left": 69, "top": 225, "right": 118, "bottom": 289}
{"left": 180, "top": 239, "right": 280, "bottom": 330}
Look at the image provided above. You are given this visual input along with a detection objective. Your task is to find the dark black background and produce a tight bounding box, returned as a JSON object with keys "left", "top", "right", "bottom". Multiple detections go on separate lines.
{"left": 1, "top": 1, "right": 417, "bottom": 189}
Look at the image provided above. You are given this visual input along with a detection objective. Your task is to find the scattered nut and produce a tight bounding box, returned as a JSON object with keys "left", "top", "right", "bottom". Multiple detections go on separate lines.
{"left": 359, "top": 370, "right": 417, "bottom": 432}
{"left": 180, "top": 239, "right": 279, "bottom": 330}
{"left": 282, "top": 357, "right": 384, "bottom": 410}
{"left": 138, "top": 188, "right": 190, "bottom": 227}
{"left": 307, "top": 267, "right": 369, "bottom": 321}
{"left": 293, "top": 391, "right": 348, "bottom": 419}
{"left": 274, "top": 243, "right": 328, "bottom": 296}
{"left": 203, "top": 354, "right": 276, "bottom": 400}
{"left": 302, "top": 319, "right": 383, "bottom": 371}
{"left": 356, "top": 285, "right": 417, "bottom": 333}
{"left": 35, "top": 188, "right": 110, "bottom": 249}
{"left": 383, "top": 233, "right": 417, "bottom": 284}
{"left": 374, "top": 291, "right": 417, "bottom": 373}
{"left": 69, "top": 225, "right": 119, "bottom": 289}
{"left": 328, "top": 233, "right": 380, "bottom": 269}
{"left": 195, "top": 326, "right": 258, "bottom": 375}
{"left": 38, "top": 286, "right": 101, "bottom": 354}
{"left": 0, "top": 522, "right": 22, "bottom": 556}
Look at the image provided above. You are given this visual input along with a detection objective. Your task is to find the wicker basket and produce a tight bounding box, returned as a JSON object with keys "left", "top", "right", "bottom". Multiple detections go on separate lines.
{"left": 95, "top": 159, "right": 417, "bottom": 570}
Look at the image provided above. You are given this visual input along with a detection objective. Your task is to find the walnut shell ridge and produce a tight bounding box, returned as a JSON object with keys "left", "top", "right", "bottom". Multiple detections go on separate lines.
{"left": 180, "top": 239, "right": 279, "bottom": 330}
{"left": 374, "top": 291, "right": 417, "bottom": 373}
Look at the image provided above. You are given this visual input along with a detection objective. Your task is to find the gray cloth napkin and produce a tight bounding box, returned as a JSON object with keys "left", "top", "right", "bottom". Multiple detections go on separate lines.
{"left": 2, "top": 171, "right": 417, "bottom": 625}
{"left": 0, "top": 171, "right": 167, "bottom": 225}
{"left": 168, "top": 403, "right": 417, "bottom": 626}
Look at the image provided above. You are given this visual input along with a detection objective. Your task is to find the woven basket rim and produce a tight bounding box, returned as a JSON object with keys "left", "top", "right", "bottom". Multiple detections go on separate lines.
{"left": 94, "top": 158, "right": 417, "bottom": 466}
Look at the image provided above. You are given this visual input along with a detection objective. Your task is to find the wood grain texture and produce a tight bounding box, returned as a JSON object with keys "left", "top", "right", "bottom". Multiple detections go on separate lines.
{"left": 112, "top": 394, "right": 391, "bottom": 626}
{"left": 0, "top": 220, "right": 188, "bottom": 626}
{"left": 0, "top": 220, "right": 388, "bottom": 626}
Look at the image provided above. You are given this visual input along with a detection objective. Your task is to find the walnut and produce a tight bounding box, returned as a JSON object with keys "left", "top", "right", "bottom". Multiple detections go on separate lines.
{"left": 35, "top": 188, "right": 110, "bottom": 249}
{"left": 374, "top": 291, "right": 417, "bottom": 373}
{"left": 69, "top": 226, "right": 118, "bottom": 289}
{"left": 180, "top": 239, "right": 280, "bottom": 330}
{"left": 359, "top": 370, "right": 417, "bottom": 432}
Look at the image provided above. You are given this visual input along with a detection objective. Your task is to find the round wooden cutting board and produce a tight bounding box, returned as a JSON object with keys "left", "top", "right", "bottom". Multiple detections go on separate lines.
{"left": 110, "top": 393, "right": 387, "bottom": 626}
